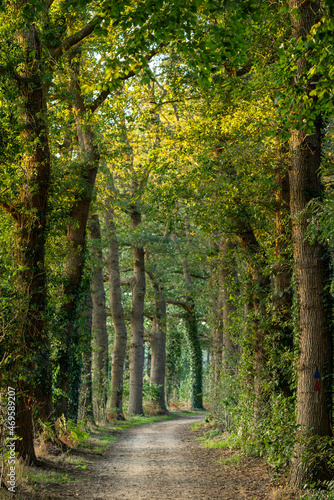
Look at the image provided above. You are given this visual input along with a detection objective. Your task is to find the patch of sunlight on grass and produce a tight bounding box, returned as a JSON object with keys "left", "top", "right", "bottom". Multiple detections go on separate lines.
{"left": 26, "top": 469, "right": 75, "bottom": 486}
{"left": 62, "top": 456, "right": 87, "bottom": 465}
{"left": 191, "top": 421, "right": 204, "bottom": 431}
{"left": 218, "top": 454, "right": 242, "bottom": 466}
{"left": 202, "top": 438, "right": 229, "bottom": 449}
{"left": 122, "top": 415, "right": 173, "bottom": 427}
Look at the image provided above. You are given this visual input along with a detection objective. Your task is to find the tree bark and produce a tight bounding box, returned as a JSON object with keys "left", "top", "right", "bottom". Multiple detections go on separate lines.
{"left": 128, "top": 208, "right": 146, "bottom": 415}
{"left": 13, "top": 22, "right": 52, "bottom": 464}
{"left": 105, "top": 204, "right": 128, "bottom": 418}
{"left": 79, "top": 293, "right": 95, "bottom": 423}
{"left": 88, "top": 214, "right": 109, "bottom": 422}
{"left": 146, "top": 264, "right": 167, "bottom": 413}
{"left": 289, "top": 0, "right": 333, "bottom": 488}
{"left": 185, "top": 303, "right": 204, "bottom": 410}
{"left": 178, "top": 250, "right": 204, "bottom": 410}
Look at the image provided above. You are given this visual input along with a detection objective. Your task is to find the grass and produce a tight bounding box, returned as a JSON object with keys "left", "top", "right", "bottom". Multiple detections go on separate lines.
{"left": 191, "top": 421, "right": 204, "bottom": 431}
{"left": 201, "top": 438, "right": 230, "bottom": 449}
{"left": 26, "top": 469, "right": 75, "bottom": 486}
{"left": 191, "top": 417, "right": 242, "bottom": 452}
{"left": 218, "top": 454, "right": 242, "bottom": 466}
{"left": 62, "top": 455, "right": 87, "bottom": 465}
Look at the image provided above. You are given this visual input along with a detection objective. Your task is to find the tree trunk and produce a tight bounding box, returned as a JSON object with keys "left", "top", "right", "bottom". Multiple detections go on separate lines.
{"left": 105, "top": 205, "right": 128, "bottom": 419}
{"left": 128, "top": 209, "right": 146, "bottom": 415}
{"left": 146, "top": 263, "right": 167, "bottom": 413}
{"left": 179, "top": 253, "right": 204, "bottom": 410}
{"left": 79, "top": 293, "right": 95, "bottom": 423}
{"left": 56, "top": 70, "right": 99, "bottom": 420}
{"left": 166, "top": 321, "right": 182, "bottom": 405}
{"left": 88, "top": 214, "right": 109, "bottom": 422}
{"left": 185, "top": 304, "right": 204, "bottom": 410}
{"left": 12, "top": 23, "right": 52, "bottom": 464}
{"left": 289, "top": 0, "right": 333, "bottom": 488}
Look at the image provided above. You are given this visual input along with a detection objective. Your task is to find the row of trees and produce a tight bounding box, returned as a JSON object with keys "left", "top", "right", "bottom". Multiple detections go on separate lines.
{"left": 1, "top": 0, "right": 334, "bottom": 491}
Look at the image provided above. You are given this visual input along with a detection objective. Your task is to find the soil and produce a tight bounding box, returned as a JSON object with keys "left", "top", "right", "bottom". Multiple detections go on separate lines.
{"left": 3, "top": 415, "right": 278, "bottom": 500}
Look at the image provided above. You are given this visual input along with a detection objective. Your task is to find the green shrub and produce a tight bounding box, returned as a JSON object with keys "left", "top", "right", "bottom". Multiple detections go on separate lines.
{"left": 57, "top": 415, "right": 89, "bottom": 446}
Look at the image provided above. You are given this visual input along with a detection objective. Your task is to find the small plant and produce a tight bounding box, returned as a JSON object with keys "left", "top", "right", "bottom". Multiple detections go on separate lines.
{"left": 37, "top": 419, "right": 55, "bottom": 443}
{"left": 56, "top": 415, "right": 89, "bottom": 447}
{"left": 142, "top": 377, "right": 163, "bottom": 402}
{"left": 143, "top": 400, "right": 166, "bottom": 416}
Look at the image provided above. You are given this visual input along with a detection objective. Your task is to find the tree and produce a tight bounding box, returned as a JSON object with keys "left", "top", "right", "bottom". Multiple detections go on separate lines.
{"left": 146, "top": 256, "right": 167, "bottom": 413}
{"left": 88, "top": 214, "right": 109, "bottom": 422}
{"left": 0, "top": 1, "right": 102, "bottom": 462}
{"left": 288, "top": 0, "right": 333, "bottom": 487}
{"left": 105, "top": 201, "right": 128, "bottom": 419}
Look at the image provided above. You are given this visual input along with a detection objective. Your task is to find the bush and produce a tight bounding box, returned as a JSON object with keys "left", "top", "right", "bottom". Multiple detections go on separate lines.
{"left": 56, "top": 415, "right": 89, "bottom": 447}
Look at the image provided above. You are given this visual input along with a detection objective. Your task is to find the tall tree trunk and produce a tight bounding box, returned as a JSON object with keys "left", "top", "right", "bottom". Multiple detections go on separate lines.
{"left": 146, "top": 263, "right": 167, "bottom": 413}
{"left": 79, "top": 293, "right": 95, "bottom": 423}
{"left": 166, "top": 322, "right": 182, "bottom": 405}
{"left": 88, "top": 214, "right": 108, "bottom": 422}
{"left": 56, "top": 68, "right": 99, "bottom": 420}
{"left": 179, "top": 253, "right": 204, "bottom": 410}
{"left": 128, "top": 208, "right": 146, "bottom": 415}
{"left": 185, "top": 303, "right": 204, "bottom": 410}
{"left": 12, "top": 23, "right": 52, "bottom": 464}
{"left": 105, "top": 204, "right": 128, "bottom": 419}
{"left": 289, "top": 0, "right": 333, "bottom": 487}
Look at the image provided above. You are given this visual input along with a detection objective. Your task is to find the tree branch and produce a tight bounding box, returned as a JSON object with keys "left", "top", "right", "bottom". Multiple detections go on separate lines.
{"left": 89, "top": 43, "right": 166, "bottom": 114}
{"left": 0, "top": 64, "right": 23, "bottom": 85}
{"left": 120, "top": 277, "right": 134, "bottom": 286}
{"left": 171, "top": 270, "right": 208, "bottom": 280}
{"left": 0, "top": 202, "right": 19, "bottom": 221}
{"left": 169, "top": 313, "right": 188, "bottom": 319}
{"left": 51, "top": 15, "right": 102, "bottom": 64}
{"left": 166, "top": 298, "right": 192, "bottom": 312}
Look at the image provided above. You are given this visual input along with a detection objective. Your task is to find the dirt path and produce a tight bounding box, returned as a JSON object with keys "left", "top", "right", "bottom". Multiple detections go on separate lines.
{"left": 93, "top": 415, "right": 212, "bottom": 500}
{"left": 12, "top": 415, "right": 273, "bottom": 499}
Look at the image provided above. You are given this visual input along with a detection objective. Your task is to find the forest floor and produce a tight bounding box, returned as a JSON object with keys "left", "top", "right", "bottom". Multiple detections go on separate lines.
{"left": 1, "top": 414, "right": 303, "bottom": 500}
